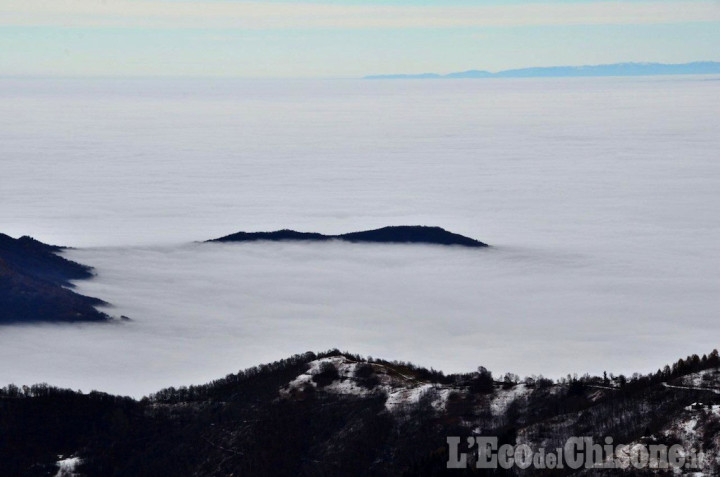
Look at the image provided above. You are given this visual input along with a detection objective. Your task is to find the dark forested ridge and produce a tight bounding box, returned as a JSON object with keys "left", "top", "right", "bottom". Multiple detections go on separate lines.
{"left": 3, "top": 349, "right": 720, "bottom": 476}
{"left": 0, "top": 233, "right": 109, "bottom": 323}
{"left": 208, "top": 225, "right": 489, "bottom": 248}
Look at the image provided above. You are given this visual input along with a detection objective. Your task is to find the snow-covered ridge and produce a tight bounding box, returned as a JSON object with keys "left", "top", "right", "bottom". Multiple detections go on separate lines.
{"left": 280, "top": 356, "right": 533, "bottom": 415}
{"left": 280, "top": 356, "right": 455, "bottom": 412}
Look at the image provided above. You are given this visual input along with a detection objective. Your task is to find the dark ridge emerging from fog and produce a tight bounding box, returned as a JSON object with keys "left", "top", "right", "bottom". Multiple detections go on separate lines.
{"left": 0, "top": 233, "right": 109, "bottom": 323}
{"left": 207, "top": 226, "right": 488, "bottom": 248}
{"left": 365, "top": 61, "right": 720, "bottom": 79}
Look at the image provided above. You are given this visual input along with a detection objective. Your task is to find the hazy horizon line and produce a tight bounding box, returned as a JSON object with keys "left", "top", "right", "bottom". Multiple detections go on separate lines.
{"left": 2, "top": 60, "right": 720, "bottom": 81}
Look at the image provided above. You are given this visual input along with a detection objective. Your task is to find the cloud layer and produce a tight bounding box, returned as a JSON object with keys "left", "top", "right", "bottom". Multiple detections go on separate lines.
{"left": 0, "top": 76, "right": 719, "bottom": 397}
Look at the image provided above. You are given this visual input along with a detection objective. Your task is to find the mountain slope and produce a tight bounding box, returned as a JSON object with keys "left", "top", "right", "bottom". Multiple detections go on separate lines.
{"left": 0, "top": 234, "right": 109, "bottom": 323}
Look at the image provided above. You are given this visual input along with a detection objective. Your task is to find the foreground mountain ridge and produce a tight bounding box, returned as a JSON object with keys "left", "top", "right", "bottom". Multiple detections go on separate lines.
{"left": 3, "top": 348, "right": 720, "bottom": 475}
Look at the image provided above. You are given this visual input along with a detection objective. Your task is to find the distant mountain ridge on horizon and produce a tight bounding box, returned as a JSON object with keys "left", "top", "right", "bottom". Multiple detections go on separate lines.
{"left": 364, "top": 61, "right": 720, "bottom": 79}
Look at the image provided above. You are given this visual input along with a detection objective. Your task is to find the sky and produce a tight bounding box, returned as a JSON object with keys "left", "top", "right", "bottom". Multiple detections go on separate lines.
{"left": 0, "top": 0, "right": 719, "bottom": 77}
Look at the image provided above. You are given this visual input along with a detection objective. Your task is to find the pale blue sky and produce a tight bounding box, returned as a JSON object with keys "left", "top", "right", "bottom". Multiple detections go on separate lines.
{"left": 1, "top": 0, "right": 719, "bottom": 77}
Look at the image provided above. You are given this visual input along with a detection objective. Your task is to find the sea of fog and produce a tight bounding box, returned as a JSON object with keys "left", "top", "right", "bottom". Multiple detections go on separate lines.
{"left": 1, "top": 76, "right": 719, "bottom": 397}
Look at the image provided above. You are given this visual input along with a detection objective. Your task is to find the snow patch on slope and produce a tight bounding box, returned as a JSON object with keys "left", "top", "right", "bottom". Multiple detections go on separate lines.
{"left": 280, "top": 356, "right": 453, "bottom": 412}
{"left": 55, "top": 456, "right": 82, "bottom": 477}
{"left": 490, "top": 384, "right": 529, "bottom": 416}
{"left": 678, "top": 369, "right": 720, "bottom": 389}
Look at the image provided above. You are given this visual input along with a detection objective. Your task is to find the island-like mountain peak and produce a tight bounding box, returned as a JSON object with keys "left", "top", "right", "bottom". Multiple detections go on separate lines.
{"left": 208, "top": 225, "right": 488, "bottom": 248}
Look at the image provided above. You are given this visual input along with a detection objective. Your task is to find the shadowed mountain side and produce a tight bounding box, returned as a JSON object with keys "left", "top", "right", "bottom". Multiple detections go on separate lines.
{"left": 0, "top": 234, "right": 93, "bottom": 286}
{"left": 207, "top": 226, "right": 488, "bottom": 248}
{"left": 0, "top": 233, "right": 109, "bottom": 323}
